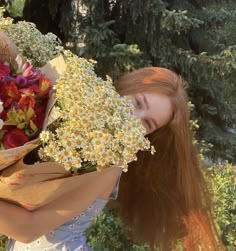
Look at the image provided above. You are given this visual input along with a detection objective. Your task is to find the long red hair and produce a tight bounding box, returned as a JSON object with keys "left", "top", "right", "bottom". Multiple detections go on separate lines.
{"left": 114, "top": 67, "right": 223, "bottom": 250}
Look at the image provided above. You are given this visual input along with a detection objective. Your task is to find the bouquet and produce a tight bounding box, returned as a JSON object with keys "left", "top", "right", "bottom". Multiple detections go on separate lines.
{"left": 0, "top": 20, "right": 154, "bottom": 209}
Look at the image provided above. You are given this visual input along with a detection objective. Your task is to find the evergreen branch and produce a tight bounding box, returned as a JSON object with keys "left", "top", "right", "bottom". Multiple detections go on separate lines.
{"left": 161, "top": 9, "right": 204, "bottom": 33}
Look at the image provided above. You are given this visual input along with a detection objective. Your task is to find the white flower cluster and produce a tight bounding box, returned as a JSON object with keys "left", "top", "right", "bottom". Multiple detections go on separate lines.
{"left": 0, "top": 19, "right": 62, "bottom": 67}
{"left": 40, "top": 51, "right": 152, "bottom": 172}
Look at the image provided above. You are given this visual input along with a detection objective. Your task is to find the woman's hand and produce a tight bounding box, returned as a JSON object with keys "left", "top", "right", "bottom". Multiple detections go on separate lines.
{"left": 0, "top": 166, "right": 121, "bottom": 243}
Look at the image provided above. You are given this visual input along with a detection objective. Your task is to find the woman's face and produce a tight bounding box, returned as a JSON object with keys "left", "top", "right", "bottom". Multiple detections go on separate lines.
{"left": 129, "top": 93, "right": 173, "bottom": 135}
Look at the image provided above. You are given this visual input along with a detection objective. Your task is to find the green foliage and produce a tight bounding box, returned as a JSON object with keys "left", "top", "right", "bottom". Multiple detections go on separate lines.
{"left": 0, "top": 235, "right": 6, "bottom": 251}
{"left": 77, "top": 12, "right": 150, "bottom": 79}
{"left": 206, "top": 164, "right": 236, "bottom": 249}
{"left": 161, "top": 9, "right": 203, "bottom": 33}
{"left": 86, "top": 209, "right": 149, "bottom": 251}
{"left": 5, "top": 0, "right": 27, "bottom": 17}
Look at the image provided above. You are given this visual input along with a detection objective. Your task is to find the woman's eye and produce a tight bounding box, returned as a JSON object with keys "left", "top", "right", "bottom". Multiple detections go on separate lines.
{"left": 145, "top": 120, "right": 152, "bottom": 130}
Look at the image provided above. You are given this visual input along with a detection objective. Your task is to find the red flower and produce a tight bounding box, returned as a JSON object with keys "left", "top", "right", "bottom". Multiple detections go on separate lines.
{"left": 18, "top": 95, "right": 35, "bottom": 110}
{"left": 18, "top": 89, "right": 35, "bottom": 109}
{"left": 1, "top": 81, "right": 20, "bottom": 107}
{"left": 4, "top": 81, "right": 19, "bottom": 98}
{"left": 2, "top": 128, "right": 29, "bottom": 149}
{"left": 0, "top": 61, "right": 10, "bottom": 77}
{"left": 0, "top": 109, "right": 7, "bottom": 121}
{"left": 1, "top": 124, "right": 15, "bottom": 133}
{"left": 32, "top": 101, "right": 48, "bottom": 129}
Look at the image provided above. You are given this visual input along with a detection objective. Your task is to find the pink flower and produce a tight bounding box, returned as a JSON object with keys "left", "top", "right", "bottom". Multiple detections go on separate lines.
{"left": 22, "top": 62, "right": 33, "bottom": 78}
{"left": 15, "top": 61, "right": 42, "bottom": 88}
{"left": 0, "top": 61, "right": 10, "bottom": 77}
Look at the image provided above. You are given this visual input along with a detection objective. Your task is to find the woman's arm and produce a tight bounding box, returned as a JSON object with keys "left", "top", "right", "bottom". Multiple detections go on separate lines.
{"left": 0, "top": 166, "right": 121, "bottom": 243}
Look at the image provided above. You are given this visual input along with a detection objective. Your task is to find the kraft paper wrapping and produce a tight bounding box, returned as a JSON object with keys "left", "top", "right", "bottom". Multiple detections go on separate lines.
{"left": 0, "top": 34, "right": 75, "bottom": 210}
{"left": 0, "top": 150, "right": 91, "bottom": 211}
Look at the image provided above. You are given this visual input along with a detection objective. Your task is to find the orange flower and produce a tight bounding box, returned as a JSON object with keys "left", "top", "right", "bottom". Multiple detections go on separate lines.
{"left": 1, "top": 81, "right": 20, "bottom": 107}
{"left": 37, "top": 77, "right": 52, "bottom": 97}
{"left": 18, "top": 89, "right": 35, "bottom": 109}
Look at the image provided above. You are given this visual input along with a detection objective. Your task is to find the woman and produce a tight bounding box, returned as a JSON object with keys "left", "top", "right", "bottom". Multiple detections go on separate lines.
{"left": 115, "top": 68, "right": 223, "bottom": 250}
{"left": 0, "top": 67, "right": 222, "bottom": 250}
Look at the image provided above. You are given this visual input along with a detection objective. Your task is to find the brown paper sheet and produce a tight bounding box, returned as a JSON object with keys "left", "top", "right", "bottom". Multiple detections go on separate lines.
{"left": 0, "top": 158, "right": 93, "bottom": 210}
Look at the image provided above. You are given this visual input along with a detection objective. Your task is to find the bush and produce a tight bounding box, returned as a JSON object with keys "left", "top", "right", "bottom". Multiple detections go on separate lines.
{"left": 206, "top": 163, "right": 236, "bottom": 249}
{"left": 86, "top": 208, "right": 149, "bottom": 251}
{"left": 0, "top": 236, "right": 6, "bottom": 251}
